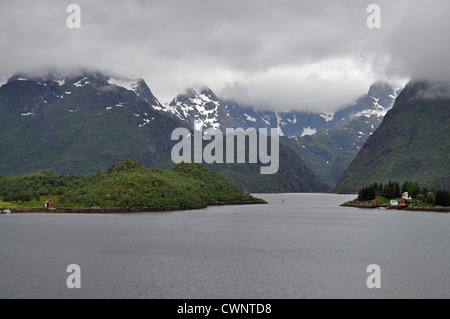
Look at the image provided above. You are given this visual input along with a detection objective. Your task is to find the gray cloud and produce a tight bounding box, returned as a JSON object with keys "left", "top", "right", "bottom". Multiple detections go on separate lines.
{"left": 0, "top": 0, "right": 449, "bottom": 112}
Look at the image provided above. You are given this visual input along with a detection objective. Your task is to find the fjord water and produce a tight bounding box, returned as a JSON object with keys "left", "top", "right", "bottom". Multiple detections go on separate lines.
{"left": 1, "top": 194, "right": 449, "bottom": 299}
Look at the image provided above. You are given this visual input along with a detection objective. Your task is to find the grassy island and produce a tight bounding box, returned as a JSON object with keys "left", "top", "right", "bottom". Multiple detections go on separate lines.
{"left": 0, "top": 160, "right": 266, "bottom": 213}
{"left": 341, "top": 182, "right": 450, "bottom": 213}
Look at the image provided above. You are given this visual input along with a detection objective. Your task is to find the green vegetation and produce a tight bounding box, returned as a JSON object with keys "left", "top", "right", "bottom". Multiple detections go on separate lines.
{"left": 435, "top": 190, "right": 450, "bottom": 207}
{"left": 336, "top": 81, "right": 450, "bottom": 193}
{"left": 208, "top": 142, "right": 329, "bottom": 193}
{"left": 0, "top": 79, "right": 326, "bottom": 193}
{"left": 356, "top": 181, "right": 449, "bottom": 207}
{"left": 282, "top": 118, "right": 377, "bottom": 189}
{"left": 0, "top": 79, "right": 184, "bottom": 177}
{"left": 157, "top": 135, "right": 329, "bottom": 193}
{"left": 283, "top": 82, "right": 396, "bottom": 189}
{"left": 0, "top": 160, "right": 262, "bottom": 209}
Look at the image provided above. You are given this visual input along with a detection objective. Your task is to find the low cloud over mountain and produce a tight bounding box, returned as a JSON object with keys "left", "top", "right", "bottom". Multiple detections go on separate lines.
{"left": 1, "top": 0, "right": 448, "bottom": 112}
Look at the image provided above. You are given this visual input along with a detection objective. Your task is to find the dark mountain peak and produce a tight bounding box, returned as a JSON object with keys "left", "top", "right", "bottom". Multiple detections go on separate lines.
{"left": 5, "top": 71, "right": 163, "bottom": 111}
{"left": 367, "top": 81, "right": 394, "bottom": 98}
{"left": 180, "top": 85, "right": 218, "bottom": 100}
{"left": 399, "top": 80, "right": 450, "bottom": 101}
{"left": 169, "top": 84, "right": 221, "bottom": 110}
{"left": 8, "top": 70, "right": 110, "bottom": 84}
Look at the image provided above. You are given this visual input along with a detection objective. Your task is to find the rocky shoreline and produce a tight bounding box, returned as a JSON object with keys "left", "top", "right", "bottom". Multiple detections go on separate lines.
{"left": 1, "top": 200, "right": 267, "bottom": 214}
{"left": 341, "top": 202, "right": 450, "bottom": 213}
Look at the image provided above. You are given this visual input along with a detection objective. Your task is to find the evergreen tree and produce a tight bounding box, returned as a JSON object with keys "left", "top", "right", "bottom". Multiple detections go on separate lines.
{"left": 426, "top": 192, "right": 435, "bottom": 204}
{"left": 368, "top": 186, "right": 376, "bottom": 200}
{"left": 395, "top": 183, "right": 401, "bottom": 198}
{"left": 408, "top": 183, "right": 421, "bottom": 199}
{"left": 402, "top": 182, "right": 410, "bottom": 193}
{"left": 378, "top": 183, "right": 384, "bottom": 195}
{"left": 435, "top": 190, "right": 450, "bottom": 207}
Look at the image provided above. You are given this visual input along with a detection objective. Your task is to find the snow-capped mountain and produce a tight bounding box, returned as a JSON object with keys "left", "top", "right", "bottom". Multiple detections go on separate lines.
{"left": 6, "top": 72, "right": 164, "bottom": 110}
{"left": 335, "top": 80, "right": 450, "bottom": 193}
{"left": 281, "top": 82, "right": 403, "bottom": 188}
{"left": 160, "top": 81, "right": 402, "bottom": 137}
{"left": 224, "top": 104, "right": 333, "bottom": 137}
{"left": 2, "top": 73, "right": 402, "bottom": 138}
{"left": 158, "top": 86, "right": 240, "bottom": 130}
{"left": 331, "top": 81, "right": 402, "bottom": 129}
{"left": 150, "top": 81, "right": 403, "bottom": 189}
{"left": 0, "top": 72, "right": 183, "bottom": 176}
{"left": 0, "top": 72, "right": 328, "bottom": 193}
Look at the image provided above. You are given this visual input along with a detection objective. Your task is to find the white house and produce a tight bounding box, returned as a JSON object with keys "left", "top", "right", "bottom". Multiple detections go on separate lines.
{"left": 402, "top": 192, "right": 413, "bottom": 200}
{"left": 391, "top": 200, "right": 399, "bottom": 206}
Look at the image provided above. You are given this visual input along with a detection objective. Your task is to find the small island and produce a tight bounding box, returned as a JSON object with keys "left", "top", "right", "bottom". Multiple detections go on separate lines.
{"left": 0, "top": 160, "right": 267, "bottom": 214}
{"left": 341, "top": 182, "right": 450, "bottom": 213}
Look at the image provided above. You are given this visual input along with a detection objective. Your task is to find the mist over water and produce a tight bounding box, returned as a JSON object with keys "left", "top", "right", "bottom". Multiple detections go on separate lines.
{"left": 1, "top": 194, "right": 449, "bottom": 299}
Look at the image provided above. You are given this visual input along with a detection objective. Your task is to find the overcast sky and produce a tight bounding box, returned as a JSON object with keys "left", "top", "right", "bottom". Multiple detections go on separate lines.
{"left": 1, "top": 0, "right": 449, "bottom": 112}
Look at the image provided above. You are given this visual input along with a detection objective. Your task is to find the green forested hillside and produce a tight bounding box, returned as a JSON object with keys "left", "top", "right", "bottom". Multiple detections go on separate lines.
{"left": 282, "top": 118, "right": 375, "bottom": 189}
{"left": 0, "top": 160, "right": 261, "bottom": 208}
{"left": 283, "top": 82, "right": 399, "bottom": 188}
{"left": 335, "top": 81, "right": 450, "bottom": 193}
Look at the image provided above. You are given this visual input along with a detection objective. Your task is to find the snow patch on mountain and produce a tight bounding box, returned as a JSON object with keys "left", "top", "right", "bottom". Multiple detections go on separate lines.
{"left": 353, "top": 95, "right": 393, "bottom": 119}
{"left": 139, "top": 117, "right": 155, "bottom": 128}
{"left": 275, "top": 112, "right": 285, "bottom": 136}
{"left": 301, "top": 127, "right": 317, "bottom": 137}
{"left": 244, "top": 114, "right": 257, "bottom": 122}
{"left": 73, "top": 77, "right": 90, "bottom": 88}
{"left": 320, "top": 113, "right": 335, "bottom": 122}
{"left": 371, "top": 97, "right": 385, "bottom": 110}
{"left": 163, "top": 86, "right": 226, "bottom": 130}
{"left": 262, "top": 116, "right": 271, "bottom": 126}
{"left": 108, "top": 77, "right": 140, "bottom": 93}
{"left": 0, "top": 77, "right": 7, "bottom": 88}
{"left": 354, "top": 109, "right": 389, "bottom": 118}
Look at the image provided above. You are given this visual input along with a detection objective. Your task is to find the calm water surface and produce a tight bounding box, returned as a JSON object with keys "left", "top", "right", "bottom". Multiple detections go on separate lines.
{"left": 1, "top": 194, "right": 449, "bottom": 299}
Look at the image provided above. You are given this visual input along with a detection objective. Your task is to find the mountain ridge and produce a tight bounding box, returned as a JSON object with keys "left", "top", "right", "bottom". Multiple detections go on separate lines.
{"left": 159, "top": 81, "right": 402, "bottom": 140}
{"left": 0, "top": 72, "right": 328, "bottom": 193}
{"left": 335, "top": 80, "right": 450, "bottom": 193}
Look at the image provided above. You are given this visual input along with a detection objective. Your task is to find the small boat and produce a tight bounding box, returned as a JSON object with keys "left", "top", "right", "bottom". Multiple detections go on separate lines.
{"left": 1, "top": 209, "right": 12, "bottom": 215}
{"left": 280, "top": 196, "right": 285, "bottom": 203}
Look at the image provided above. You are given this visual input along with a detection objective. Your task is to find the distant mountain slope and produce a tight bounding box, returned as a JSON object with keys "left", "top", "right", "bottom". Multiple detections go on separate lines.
{"left": 0, "top": 73, "right": 327, "bottom": 193}
{"left": 284, "top": 82, "right": 401, "bottom": 188}
{"left": 162, "top": 82, "right": 401, "bottom": 140}
{"left": 0, "top": 75, "right": 184, "bottom": 176}
{"left": 224, "top": 103, "right": 332, "bottom": 138}
{"left": 335, "top": 80, "right": 450, "bottom": 193}
{"left": 162, "top": 86, "right": 334, "bottom": 137}
{"left": 206, "top": 140, "right": 329, "bottom": 193}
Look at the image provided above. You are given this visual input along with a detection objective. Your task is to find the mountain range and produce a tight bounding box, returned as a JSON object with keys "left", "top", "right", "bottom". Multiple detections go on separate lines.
{"left": 158, "top": 82, "right": 401, "bottom": 138}
{"left": 157, "top": 81, "right": 401, "bottom": 188}
{"left": 283, "top": 82, "right": 402, "bottom": 188}
{"left": 0, "top": 74, "right": 182, "bottom": 175}
{"left": 0, "top": 71, "right": 410, "bottom": 193}
{"left": 0, "top": 73, "right": 329, "bottom": 192}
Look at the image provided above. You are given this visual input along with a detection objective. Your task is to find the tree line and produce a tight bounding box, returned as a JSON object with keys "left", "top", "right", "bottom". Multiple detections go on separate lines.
{"left": 0, "top": 172, "right": 97, "bottom": 203}
{"left": 358, "top": 181, "right": 450, "bottom": 207}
